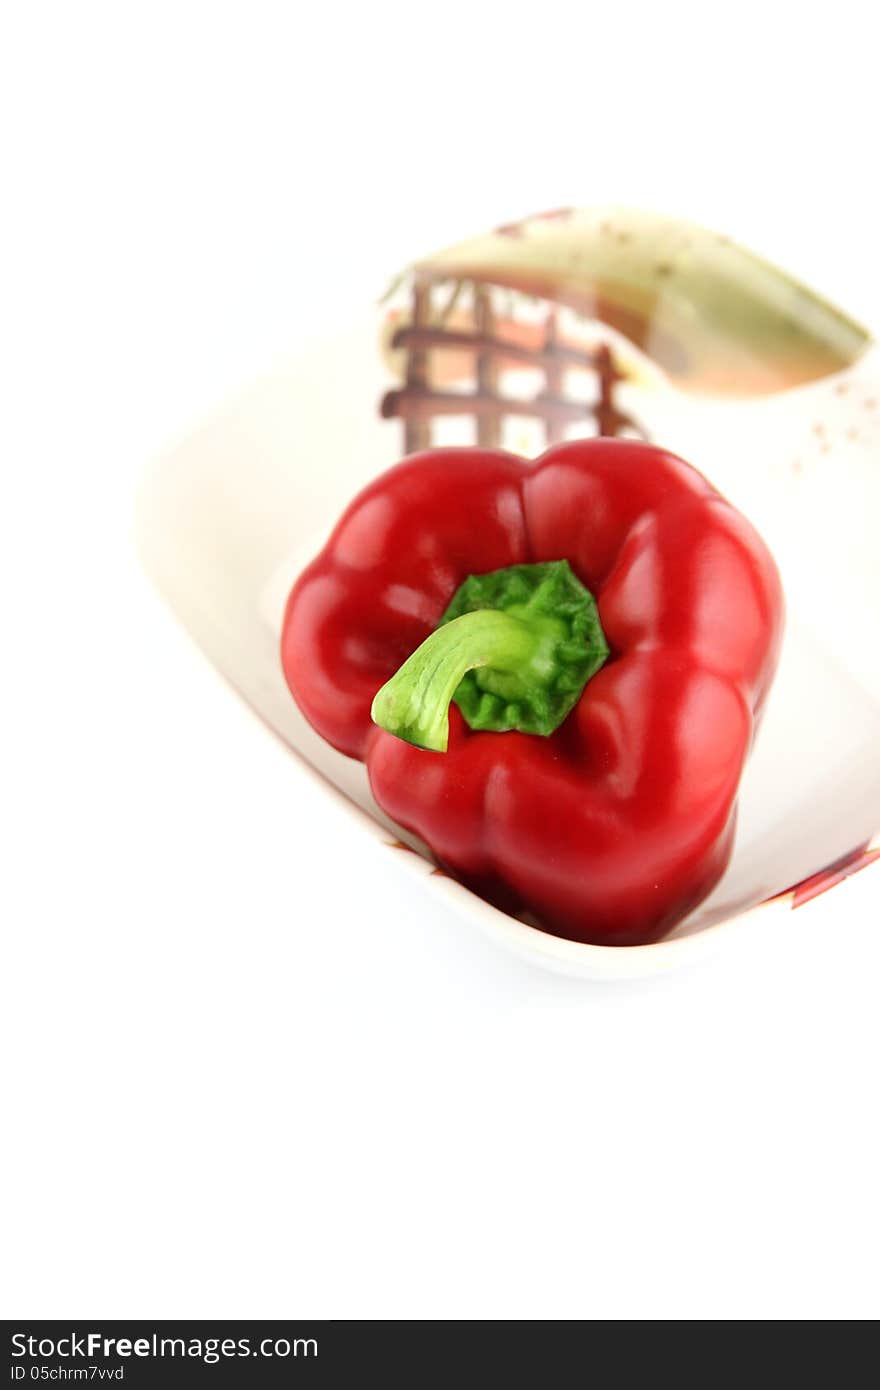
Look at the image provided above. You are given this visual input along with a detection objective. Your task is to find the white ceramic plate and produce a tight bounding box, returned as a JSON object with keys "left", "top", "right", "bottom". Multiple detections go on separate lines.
{"left": 137, "top": 209, "right": 880, "bottom": 978}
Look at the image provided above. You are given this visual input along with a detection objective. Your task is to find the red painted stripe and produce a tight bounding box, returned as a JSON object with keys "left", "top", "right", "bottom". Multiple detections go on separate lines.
{"left": 789, "top": 845, "right": 880, "bottom": 909}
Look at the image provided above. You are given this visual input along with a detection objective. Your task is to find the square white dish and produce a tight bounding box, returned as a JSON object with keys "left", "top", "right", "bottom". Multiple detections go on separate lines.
{"left": 137, "top": 210, "right": 880, "bottom": 978}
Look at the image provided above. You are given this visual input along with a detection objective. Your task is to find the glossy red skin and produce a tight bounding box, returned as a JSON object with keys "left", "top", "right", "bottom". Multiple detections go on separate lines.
{"left": 282, "top": 441, "right": 783, "bottom": 946}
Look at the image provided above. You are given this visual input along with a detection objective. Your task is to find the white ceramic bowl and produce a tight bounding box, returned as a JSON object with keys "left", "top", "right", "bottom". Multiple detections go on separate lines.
{"left": 137, "top": 208, "right": 880, "bottom": 977}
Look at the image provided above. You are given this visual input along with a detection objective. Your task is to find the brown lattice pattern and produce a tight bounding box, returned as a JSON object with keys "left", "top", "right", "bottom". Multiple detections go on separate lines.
{"left": 381, "top": 276, "right": 643, "bottom": 453}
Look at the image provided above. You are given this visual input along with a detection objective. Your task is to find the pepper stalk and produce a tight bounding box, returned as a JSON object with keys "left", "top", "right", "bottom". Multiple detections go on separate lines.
{"left": 371, "top": 560, "right": 609, "bottom": 752}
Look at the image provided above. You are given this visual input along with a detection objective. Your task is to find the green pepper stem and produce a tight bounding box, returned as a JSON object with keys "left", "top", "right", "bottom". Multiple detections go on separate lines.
{"left": 371, "top": 609, "right": 537, "bottom": 752}
{"left": 371, "top": 560, "right": 609, "bottom": 750}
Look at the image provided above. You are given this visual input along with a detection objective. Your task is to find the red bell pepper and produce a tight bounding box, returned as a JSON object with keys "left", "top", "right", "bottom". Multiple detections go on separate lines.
{"left": 281, "top": 440, "right": 783, "bottom": 946}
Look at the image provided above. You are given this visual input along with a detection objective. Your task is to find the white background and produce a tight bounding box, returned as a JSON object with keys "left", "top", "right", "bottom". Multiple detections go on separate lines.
{"left": 3, "top": 2, "right": 879, "bottom": 1320}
